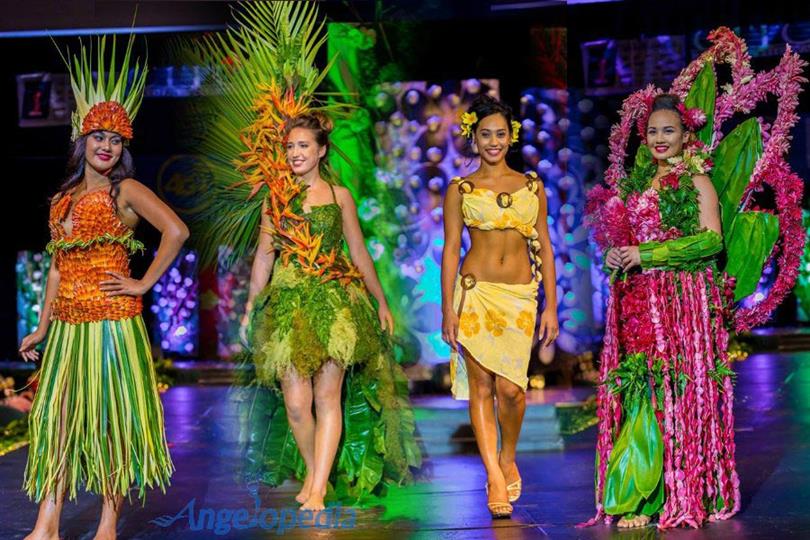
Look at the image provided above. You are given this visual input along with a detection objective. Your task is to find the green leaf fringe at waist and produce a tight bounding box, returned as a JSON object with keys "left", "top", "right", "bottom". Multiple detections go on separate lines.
{"left": 46, "top": 231, "right": 145, "bottom": 255}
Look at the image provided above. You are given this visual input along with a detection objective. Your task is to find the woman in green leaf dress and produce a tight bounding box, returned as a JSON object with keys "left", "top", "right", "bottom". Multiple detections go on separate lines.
{"left": 243, "top": 113, "right": 421, "bottom": 511}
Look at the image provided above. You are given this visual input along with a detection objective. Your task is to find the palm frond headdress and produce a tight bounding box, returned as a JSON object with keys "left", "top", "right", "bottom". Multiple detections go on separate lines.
{"left": 186, "top": 1, "right": 355, "bottom": 282}
{"left": 55, "top": 33, "right": 147, "bottom": 140}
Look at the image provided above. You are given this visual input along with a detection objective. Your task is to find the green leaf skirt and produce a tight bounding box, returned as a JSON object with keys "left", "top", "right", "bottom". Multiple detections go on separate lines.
{"left": 24, "top": 316, "right": 173, "bottom": 502}
{"left": 242, "top": 262, "right": 423, "bottom": 500}
{"left": 251, "top": 262, "right": 389, "bottom": 383}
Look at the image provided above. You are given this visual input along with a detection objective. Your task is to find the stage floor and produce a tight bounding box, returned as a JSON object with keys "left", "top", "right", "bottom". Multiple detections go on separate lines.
{"left": 2, "top": 350, "right": 809, "bottom": 539}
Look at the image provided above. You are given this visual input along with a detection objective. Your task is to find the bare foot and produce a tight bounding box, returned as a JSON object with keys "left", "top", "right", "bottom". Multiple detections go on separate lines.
{"left": 300, "top": 489, "right": 326, "bottom": 512}
{"left": 295, "top": 474, "right": 314, "bottom": 504}
{"left": 617, "top": 514, "right": 651, "bottom": 528}
{"left": 23, "top": 527, "right": 59, "bottom": 540}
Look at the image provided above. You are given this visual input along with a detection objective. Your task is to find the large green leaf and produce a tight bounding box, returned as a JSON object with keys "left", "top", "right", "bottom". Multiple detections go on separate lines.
{"left": 634, "top": 143, "right": 654, "bottom": 171}
{"left": 640, "top": 475, "right": 664, "bottom": 516}
{"left": 725, "top": 211, "right": 780, "bottom": 300}
{"left": 237, "top": 385, "right": 306, "bottom": 486}
{"left": 603, "top": 396, "right": 664, "bottom": 515}
{"left": 711, "top": 118, "right": 763, "bottom": 235}
{"left": 335, "top": 370, "right": 384, "bottom": 500}
{"left": 392, "top": 366, "right": 423, "bottom": 469}
{"left": 620, "top": 145, "right": 656, "bottom": 198}
{"left": 262, "top": 407, "right": 307, "bottom": 486}
{"left": 684, "top": 62, "right": 716, "bottom": 146}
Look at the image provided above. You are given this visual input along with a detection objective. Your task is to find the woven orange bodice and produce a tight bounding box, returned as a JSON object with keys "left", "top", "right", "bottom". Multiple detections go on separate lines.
{"left": 48, "top": 189, "right": 144, "bottom": 324}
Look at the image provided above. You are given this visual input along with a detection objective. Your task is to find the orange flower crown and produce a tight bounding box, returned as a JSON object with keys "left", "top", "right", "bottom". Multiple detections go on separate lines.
{"left": 81, "top": 101, "right": 134, "bottom": 139}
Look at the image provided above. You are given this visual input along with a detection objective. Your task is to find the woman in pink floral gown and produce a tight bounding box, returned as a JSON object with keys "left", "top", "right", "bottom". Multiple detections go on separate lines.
{"left": 585, "top": 94, "right": 738, "bottom": 529}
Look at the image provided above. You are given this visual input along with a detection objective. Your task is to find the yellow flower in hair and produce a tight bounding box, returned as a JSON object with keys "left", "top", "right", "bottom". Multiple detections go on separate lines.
{"left": 460, "top": 111, "right": 478, "bottom": 138}
{"left": 511, "top": 120, "right": 521, "bottom": 144}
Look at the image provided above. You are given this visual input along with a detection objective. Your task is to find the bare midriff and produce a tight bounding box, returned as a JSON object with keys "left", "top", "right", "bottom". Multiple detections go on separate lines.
{"left": 460, "top": 228, "right": 532, "bottom": 284}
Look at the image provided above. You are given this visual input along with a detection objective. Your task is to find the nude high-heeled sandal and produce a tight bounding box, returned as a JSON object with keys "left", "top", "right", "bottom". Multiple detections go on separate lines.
{"left": 485, "top": 483, "right": 513, "bottom": 519}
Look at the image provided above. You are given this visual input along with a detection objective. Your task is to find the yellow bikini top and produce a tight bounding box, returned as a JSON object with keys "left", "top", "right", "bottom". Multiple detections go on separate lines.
{"left": 451, "top": 171, "right": 541, "bottom": 240}
{"left": 450, "top": 171, "right": 544, "bottom": 282}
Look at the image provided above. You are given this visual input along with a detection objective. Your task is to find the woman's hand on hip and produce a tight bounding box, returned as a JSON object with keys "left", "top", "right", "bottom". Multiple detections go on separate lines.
{"left": 99, "top": 272, "right": 149, "bottom": 297}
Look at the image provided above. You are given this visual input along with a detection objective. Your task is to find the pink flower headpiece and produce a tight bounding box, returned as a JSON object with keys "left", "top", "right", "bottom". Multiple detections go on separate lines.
{"left": 634, "top": 92, "right": 657, "bottom": 139}
{"left": 676, "top": 103, "right": 707, "bottom": 131}
{"left": 602, "top": 26, "right": 808, "bottom": 335}
{"left": 634, "top": 95, "right": 706, "bottom": 137}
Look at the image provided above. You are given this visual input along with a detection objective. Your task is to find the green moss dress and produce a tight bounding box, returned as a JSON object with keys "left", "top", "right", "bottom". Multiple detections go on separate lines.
{"left": 241, "top": 187, "right": 422, "bottom": 500}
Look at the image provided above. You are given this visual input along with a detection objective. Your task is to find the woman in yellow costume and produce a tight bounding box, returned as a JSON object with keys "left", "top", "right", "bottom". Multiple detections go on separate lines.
{"left": 441, "top": 94, "right": 558, "bottom": 518}
{"left": 18, "top": 35, "right": 188, "bottom": 540}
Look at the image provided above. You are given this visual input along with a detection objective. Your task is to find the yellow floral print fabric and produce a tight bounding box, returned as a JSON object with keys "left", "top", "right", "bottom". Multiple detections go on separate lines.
{"left": 453, "top": 176, "right": 540, "bottom": 240}
{"left": 450, "top": 275, "right": 539, "bottom": 400}
{"left": 516, "top": 310, "right": 535, "bottom": 337}
{"left": 451, "top": 173, "right": 545, "bottom": 283}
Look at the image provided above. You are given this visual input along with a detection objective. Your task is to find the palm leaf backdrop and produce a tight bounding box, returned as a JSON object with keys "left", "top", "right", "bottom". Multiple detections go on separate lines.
{"left": 183, "top": 1, "right": 348, "bottom": 269}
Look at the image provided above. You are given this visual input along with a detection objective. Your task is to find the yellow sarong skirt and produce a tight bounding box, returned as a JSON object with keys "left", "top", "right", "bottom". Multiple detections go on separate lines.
{"left": 450, "top": 274, "right": 538, "bottom": 400}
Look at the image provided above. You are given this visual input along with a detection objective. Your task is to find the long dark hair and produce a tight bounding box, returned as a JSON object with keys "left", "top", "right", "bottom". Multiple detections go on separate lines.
{"left": 54, "top": 133, "right": 135, "bottom": 210}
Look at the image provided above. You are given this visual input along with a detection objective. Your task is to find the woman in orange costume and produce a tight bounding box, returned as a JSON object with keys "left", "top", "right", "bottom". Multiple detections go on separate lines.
{"left": 18, "top": 35, "right": 188, "bottom": 540}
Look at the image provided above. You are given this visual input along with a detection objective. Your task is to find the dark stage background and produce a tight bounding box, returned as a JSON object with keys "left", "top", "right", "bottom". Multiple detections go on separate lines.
{"left": 0, "top": 1, "right": 564, "bottom": 358}
{"left": 0, "top": 0, "right": 809, "bottom": 358}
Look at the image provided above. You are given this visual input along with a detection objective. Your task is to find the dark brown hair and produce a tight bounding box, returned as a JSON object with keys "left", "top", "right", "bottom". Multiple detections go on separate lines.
{"left": 284, "top": 112, "right": 334, "bottom": 179}
{"left": 467, "top": 94, "right": 516, "bottom": 137}
{"left": 53, "top": 133, "right": 134, "bottom": 210}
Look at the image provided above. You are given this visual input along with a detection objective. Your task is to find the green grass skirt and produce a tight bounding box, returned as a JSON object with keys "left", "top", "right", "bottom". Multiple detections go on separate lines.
{"left": 24, "top": 316, "right": 173, "bottom": 502}
{"left": 241, "top": 263, "right": 423, "bottom": 500}
{"left": 251, "top": 262, "right": 390, "bottom": 383}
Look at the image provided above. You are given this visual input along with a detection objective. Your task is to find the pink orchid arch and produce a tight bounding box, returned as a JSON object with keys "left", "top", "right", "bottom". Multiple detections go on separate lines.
{"left": 605, "top": 26, "right": 808, "bottom": 331}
